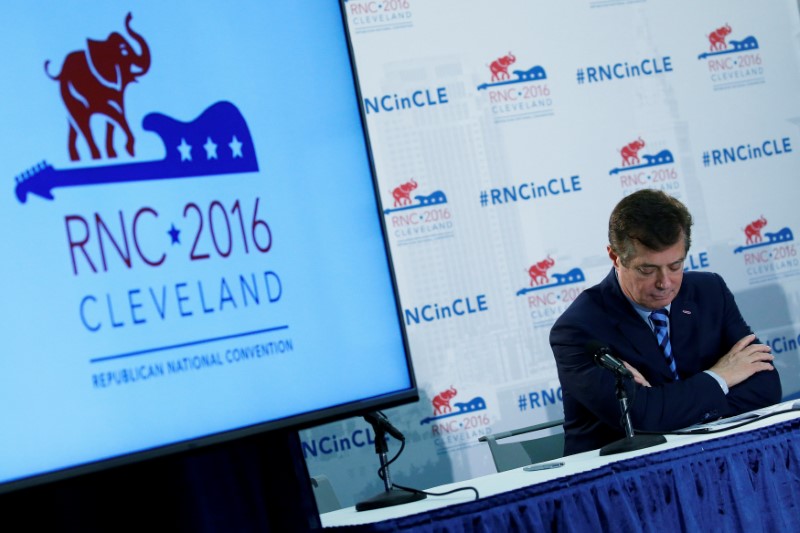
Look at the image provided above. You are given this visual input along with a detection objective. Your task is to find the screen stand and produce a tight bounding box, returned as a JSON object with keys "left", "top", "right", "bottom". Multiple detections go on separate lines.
{"left": 600, "top": 376, "right": 666, "bottom": 456}
{"left": 355, "top": 428, "right": 425, "bottom": 511}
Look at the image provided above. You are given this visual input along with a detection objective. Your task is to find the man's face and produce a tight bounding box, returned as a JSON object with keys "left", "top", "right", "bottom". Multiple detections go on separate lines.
{"left": 608, "top": 238, "right": 686, "bottom": 310}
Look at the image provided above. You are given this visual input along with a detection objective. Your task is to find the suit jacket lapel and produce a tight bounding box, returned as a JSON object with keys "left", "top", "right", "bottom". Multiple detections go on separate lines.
{"left": 667, "top": 286, "right": 699, "bottom": 374}
{"left": 599, "top": 268, "right": 656, "bottom": 356}
{"left": 598, "top": 267, "right": 677, "bottom": 382}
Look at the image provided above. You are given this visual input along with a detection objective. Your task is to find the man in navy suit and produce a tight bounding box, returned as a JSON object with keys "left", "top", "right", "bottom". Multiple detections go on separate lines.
{"left": 550, "top": 190, "right": 782, "bottom": 455}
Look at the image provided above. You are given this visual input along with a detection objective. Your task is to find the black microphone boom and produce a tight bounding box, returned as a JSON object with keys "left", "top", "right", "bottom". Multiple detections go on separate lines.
{"left": 587, "top": 341, "right": 632, "bottom": 378}
{"left": 356, "top": 411, "right": 424, "bottom": 511}
{"left": 585, "top": 340, "right": 666, "bottom": 455}
{"left": 364, "top": 411, "right": 405, "bottom": 441}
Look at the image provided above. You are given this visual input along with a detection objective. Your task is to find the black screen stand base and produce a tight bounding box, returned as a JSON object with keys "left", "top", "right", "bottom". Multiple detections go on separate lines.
{"left": 599, "top": 433, "right": 667, "bottom": 456}
{"left": 356, "top": 488, "right": 426, "bottom": 512}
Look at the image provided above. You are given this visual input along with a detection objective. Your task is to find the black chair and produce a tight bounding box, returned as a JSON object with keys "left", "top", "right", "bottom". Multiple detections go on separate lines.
{"left": 479, "top": 419, "right": 565, "bottom": 473}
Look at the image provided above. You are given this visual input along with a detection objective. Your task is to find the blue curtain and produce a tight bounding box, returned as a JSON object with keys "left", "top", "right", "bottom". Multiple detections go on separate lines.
{"left": 331, "top": 418, "right": 800, "bottom": 532}
{"left": 0, "top": 429, "right": 319, "bottom": 532}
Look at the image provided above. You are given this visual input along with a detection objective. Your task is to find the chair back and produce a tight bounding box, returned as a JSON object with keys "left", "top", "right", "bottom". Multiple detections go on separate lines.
{"left": 479, "top": 419, "right": 565, "bottom": 472}
{"left": 310, "top": 474, "right": 341, "bottom": 514}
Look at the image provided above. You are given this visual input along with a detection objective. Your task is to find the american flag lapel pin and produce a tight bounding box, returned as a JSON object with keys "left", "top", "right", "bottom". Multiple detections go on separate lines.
{"left": 682, "top": 310, "right": 692, "bottom": 315}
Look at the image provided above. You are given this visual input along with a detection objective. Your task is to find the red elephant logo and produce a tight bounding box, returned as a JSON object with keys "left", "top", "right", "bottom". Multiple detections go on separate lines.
{"left": 708, "top": 23, "right": 732, "bottom": 51}
{"left": 528, "top": 256, "right": 555, "bottom": 287}
{"left": 489, "top": 52, "right": 516, "bottom": 82}
{"left": 45, "top": 12, "right": 151, "bottom": 161}
{"left": 744, "top": 215, "right": 767, "bottom": 244}
{"left": 432, "top": 386, "right": 457, "bottom": 415}
{"left": 391, "top": 179, "right": 418, "bottom": 207}
{"left": 620, "top": 137, "right": 645, "bottom": 167}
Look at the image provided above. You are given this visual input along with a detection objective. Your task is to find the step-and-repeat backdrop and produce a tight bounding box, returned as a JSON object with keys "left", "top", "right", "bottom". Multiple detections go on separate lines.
{"left": 302, "top": 0, "right": 800, "bottom": 506}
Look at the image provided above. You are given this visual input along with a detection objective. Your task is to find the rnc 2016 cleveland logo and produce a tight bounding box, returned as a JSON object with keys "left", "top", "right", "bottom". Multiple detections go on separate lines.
{"left": 696, "top": 23, "right": 765, "bottom": 90}
{"left": 420, "top": 386, "right": 491, "bottom": 452}
{"left": 609, "top": 136, "right": 681, "bottom": 197}
{"left": 516, "top": 255, "right": 586, "bottom": 329}
{"left": 476, "top": 51, "right": 554, "bottom": 123}
{"left": 733, "top": 215, "right": 798, "bottom": 284}
{"left": 345, "top": 0, "right": 414, "bottom": 34}
{"left": 383, "top": 178, "right": 454, "bottom": 244}
{"left": 13, "top": 13, "right": 259, "bottom": 204}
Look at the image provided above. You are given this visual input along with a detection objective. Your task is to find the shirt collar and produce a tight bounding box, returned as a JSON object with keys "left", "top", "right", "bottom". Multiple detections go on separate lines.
{"left": 613, "top": 267, "right": 671, "bottom": 325}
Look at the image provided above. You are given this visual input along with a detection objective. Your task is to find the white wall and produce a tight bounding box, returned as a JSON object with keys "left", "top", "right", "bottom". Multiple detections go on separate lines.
{"left": 303, "top": 0, "right": 800, "bottom": 507}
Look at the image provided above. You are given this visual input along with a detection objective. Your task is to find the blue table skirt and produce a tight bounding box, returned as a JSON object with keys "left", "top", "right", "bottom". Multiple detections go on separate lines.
{"left": 330, "top": 418, "right": 800, "bottom": 532}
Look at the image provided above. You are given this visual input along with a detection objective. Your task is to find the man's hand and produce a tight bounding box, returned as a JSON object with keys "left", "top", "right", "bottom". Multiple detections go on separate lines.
{"left": 623, "top": 361, "right": 652, "bottom": 388}
{"left": 709, "top": 334, "right": 775, "bottom": 388}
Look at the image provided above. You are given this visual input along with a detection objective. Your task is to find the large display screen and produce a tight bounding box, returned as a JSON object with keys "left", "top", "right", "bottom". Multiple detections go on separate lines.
{"left": 0, "top": 2, "right": 415, "bottom": 491}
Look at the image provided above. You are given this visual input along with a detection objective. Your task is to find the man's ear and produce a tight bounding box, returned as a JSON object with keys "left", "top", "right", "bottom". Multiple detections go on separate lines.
{"left": 607, "top": 245, "right": 621, "bottom": 268}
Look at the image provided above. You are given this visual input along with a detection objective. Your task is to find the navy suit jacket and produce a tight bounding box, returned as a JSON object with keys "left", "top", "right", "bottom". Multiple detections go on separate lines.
{"left": 549, "top": 268, "right": 782, "bottom": 455}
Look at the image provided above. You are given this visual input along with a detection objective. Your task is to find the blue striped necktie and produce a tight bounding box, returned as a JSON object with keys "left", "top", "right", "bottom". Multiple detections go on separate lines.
{"left": 650, "top": 308, "right": 679, "bottom": 380}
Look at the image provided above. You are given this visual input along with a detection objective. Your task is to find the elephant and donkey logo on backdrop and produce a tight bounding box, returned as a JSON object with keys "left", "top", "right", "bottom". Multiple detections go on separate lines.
{"left": 13, "top": 12, "right": 259, "bottom": 204}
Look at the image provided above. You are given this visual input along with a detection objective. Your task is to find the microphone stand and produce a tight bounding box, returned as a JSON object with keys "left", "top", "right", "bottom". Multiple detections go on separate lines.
{"left": 355, "top": 423, "right": 426, "bottom": 511}
{"left": 600, "top": 375, "right": 667, "bottom": 456}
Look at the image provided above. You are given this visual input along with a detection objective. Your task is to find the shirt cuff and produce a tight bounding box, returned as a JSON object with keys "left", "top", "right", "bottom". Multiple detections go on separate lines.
{"left": 704, "top": 370, "right": 729, "bottom": 394}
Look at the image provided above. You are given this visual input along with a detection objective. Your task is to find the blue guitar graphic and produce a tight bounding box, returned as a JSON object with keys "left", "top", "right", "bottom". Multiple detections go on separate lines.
{"left": 698, "top": 36, "right": 759, "bottom": 60}
{"left": 609, "top": 149, "right": 674, "bottom": 176}
{"left": 14, "top": 101, "right": 258, "bottom": 203}
{"left": 477, "top": 64, "right": 547, "bottom": 90}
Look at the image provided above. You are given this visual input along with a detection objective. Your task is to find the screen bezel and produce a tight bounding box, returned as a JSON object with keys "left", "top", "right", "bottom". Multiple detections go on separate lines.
{"left": 0, "top": 1, "right": 417, "bottom": 495}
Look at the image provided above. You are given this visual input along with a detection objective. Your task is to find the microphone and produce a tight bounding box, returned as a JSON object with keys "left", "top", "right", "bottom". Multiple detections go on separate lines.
{"left": 364, "top": 411, "right": 405, "bottom": 441}
{"left": 586, "top": 341, "right": 633, "bottom": 379}
{"left": 585, "top": 341, "right": 668, "bottom": 456}
{"left": 357, "top": 411, "right": 426, "bottom": 511}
